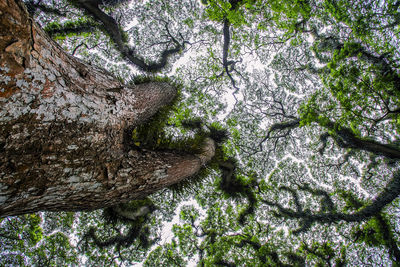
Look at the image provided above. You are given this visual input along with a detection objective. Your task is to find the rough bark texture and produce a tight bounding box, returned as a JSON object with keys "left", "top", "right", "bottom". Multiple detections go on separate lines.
{"left": 0, "top": 0, "right": 215, "bottom": 217}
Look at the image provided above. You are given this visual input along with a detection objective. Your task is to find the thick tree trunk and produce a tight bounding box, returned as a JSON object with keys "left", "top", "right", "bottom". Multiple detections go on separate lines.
{"left": 0, "top": 0, "right": 215, "bottom": 217}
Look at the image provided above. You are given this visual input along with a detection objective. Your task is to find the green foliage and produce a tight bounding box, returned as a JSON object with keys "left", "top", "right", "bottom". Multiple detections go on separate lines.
{"left": 144, "top": 242, "right": 186, "bottom": 266}
{"left": 352, "top": 217, "right": 386, "bottom": 247}
{"left": 26, "top": 214, "right": 43, "bottom": 245}
{"left": 298, "top": 93, "right": 320, "bottom": 126}
{"left": 300, "top": 241, "right": 338, "bottom": 266}
{"left": 336, "top": 190, "right": 364, "bottom": 212}
{"left": 0, "top": 213, "right": 78, "bottom": 266}
{"left": 303, "top": 22, "right": 400, "bottom": 138}
{"left": 323, "top": 43, "right": 399, "bottom": 125}
{"left": 33, "top": 232, "right": 77, "bottom": 265}
{"left": 350, "top": 213, "right": 400, "bottom": 266}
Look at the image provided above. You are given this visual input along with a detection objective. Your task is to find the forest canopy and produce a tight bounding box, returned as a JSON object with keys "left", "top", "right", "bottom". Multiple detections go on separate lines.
{"left": 1, "top": 0, "right": 400, "bottom": 266}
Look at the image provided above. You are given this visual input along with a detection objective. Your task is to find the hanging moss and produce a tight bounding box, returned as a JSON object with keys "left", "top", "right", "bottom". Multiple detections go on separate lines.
{"left": 84, "top": 198, "right": 157, "bottom": 250}
{"left": 102, "top": 198, "right": 155, "bottom": 225}
{"left": 129, "top": 79, "right": 227, "bottom": 156}
{"left": 163, "top": 124, "right": 232, "bottom": 195}
{"left": 214, "top": 157, "right": 258, "bottom": 224}
{"left": 126, "top": 76, "right": 233, "bottom": 196}
{"left": 130, "top": 94, "right": 208, "bottom": 154}
{"left": 128, "top": 77, "right": 257, "bottom": 222}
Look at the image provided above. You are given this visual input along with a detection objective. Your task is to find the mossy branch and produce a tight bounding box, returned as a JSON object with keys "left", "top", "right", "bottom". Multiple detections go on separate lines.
{"left": 44, "top": 20, "right": 99, "bottom": 38}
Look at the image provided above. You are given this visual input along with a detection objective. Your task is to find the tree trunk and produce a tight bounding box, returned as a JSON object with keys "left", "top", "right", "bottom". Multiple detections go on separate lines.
{"left": 0, "top": 0, "right": 216, "bottom": 217}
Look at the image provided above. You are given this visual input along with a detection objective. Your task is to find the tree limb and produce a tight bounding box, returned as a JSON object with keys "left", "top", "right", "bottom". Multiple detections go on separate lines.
{"left": 73, "top": 0, "right": 185, "bottom": 72}
{"left": 263, "top": 171, "right": 400, "bottom": 234}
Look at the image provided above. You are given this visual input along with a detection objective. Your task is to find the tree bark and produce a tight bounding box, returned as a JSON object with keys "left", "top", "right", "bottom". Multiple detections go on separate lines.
{"left": 0, "top": 0, "right": 215, "bottom": 217}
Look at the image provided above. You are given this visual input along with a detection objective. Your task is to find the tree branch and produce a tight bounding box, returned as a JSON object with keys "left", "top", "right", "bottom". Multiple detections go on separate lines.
{"left": 263, "top": 171, "right": 400, "bottom": 234}
{"left": 74, "top": 0, "right": 185, "bottom": 72}
{"left": 267, "top": 116, "right": 400, "bottom": 159}
{"left": 374, "top": 214, "right": 400, "bottom": 263}
{"left": 258, "top": 119, "right": 300, "bottom": 151}
{"left": 26, "top": 0, "right": 67, "bottom": 16}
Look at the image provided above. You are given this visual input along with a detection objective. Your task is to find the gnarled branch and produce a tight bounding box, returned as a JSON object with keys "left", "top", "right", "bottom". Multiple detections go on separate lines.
{"left": 73, "top": 0, "right": 185, "bottom": 72}
{"left": 263, "top": 171, "right": 400, "bottom": 234}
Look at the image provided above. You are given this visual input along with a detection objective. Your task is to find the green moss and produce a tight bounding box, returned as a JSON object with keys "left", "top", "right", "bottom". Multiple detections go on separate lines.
{"left": 127, "top": 77, "right": 231, "bottom": 195}
{"left": 163, "top": 139, "right": 231, "bottom": 196}
{"left": 130, "top": 78, "right": 225, "bottom": 155}
{"left": 130, "top": 87, "right": 207, "bottom": 154}
{"left": 44, "top": 19, "right": 98, "bottom": 39}
{"left": 336, "top": 190, "right": 364, "bottom": 212}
